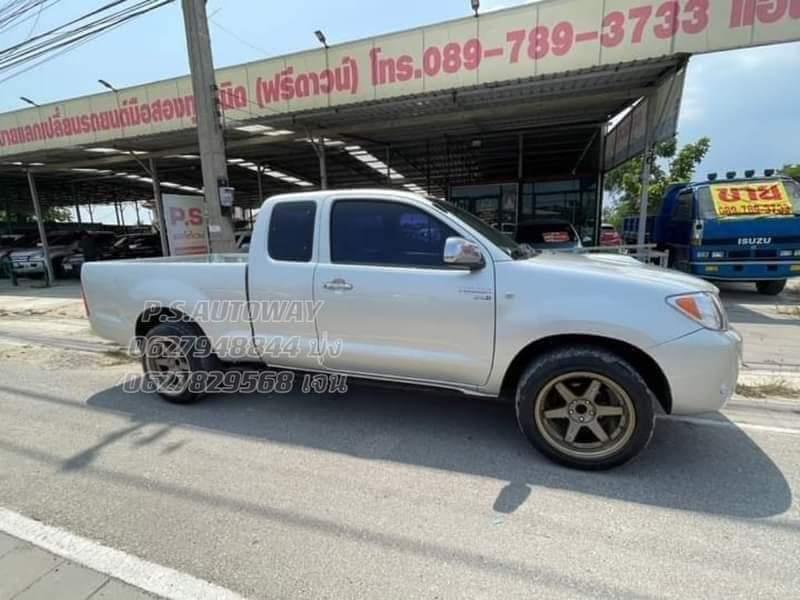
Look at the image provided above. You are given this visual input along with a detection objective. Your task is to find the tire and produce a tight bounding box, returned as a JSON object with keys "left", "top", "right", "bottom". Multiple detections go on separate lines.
{"left": 756, "top": 280, "right": 786, "bottom": 296}
{"left": 141, "top": 320, "right": 221, "bottom": 404}
{"left": 515, "top": 346, "right": 656, "bottom": 470}
{"left": 52, "top": 257, "right": 65, "bottom": 280}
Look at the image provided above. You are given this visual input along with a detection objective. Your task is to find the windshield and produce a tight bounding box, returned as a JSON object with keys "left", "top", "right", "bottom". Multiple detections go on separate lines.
{"left": 697, "top": 179, "right": 800, "bottom": 218}
{"left": 429, "top": 198, "right": 525, "bottom": 258}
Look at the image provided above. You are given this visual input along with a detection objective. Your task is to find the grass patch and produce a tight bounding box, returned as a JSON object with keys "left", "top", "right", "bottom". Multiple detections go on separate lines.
{"left": 99, "top": 348, "right": 137, "bottom": 366}
{"left": 736, "top": 380, "right": 800, "bottom": 399}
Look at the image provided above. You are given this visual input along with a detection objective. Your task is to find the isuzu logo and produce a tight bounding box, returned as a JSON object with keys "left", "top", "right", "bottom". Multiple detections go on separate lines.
{"left": 738, "top": 237, "right": 772, "bottom": 246}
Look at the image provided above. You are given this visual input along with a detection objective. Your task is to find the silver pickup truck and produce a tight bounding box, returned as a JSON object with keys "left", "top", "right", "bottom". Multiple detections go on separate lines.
{"left": 82, "top": 189, "right": 742, "bottom": 469}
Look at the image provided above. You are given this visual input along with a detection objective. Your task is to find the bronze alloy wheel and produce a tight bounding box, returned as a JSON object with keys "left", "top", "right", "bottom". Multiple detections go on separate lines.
{"left": 533, "top": 371, "right": 637, "bottom": 461}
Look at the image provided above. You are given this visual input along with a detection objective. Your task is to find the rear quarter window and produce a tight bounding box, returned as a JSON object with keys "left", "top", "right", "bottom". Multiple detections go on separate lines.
{"left": 268, "top": 202, "right": 316, "bottom": 262}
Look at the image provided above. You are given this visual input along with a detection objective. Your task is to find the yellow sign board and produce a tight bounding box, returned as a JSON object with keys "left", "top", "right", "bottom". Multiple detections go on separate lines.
{"left": 710, "top": 182, "right": 794, "bottom": 217}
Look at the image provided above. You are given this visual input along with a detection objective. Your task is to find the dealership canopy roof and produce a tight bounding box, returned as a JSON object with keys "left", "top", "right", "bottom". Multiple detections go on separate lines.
{"left": 1, "top": 0, "right": 798, "bottom": 215}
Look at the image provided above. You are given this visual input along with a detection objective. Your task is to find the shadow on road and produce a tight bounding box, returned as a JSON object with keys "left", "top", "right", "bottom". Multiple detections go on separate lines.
{"left": 71, "top": 378, "right": 794, "bottom": 520}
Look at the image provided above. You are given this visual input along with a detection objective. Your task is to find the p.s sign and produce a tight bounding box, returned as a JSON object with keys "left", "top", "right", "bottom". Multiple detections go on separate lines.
{"left": 163, "top": 194, "right": 210, "bottom": 256}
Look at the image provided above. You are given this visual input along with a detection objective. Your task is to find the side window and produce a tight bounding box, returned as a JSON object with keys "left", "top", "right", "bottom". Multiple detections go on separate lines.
{"left": 330, "top": 200, "right": 458, "bottom": 268}
{"left": 268, "top": 201, "right": 316, "bottom": 262}
{"left": 672, "top": 192, "right": 694, "bottom": 222}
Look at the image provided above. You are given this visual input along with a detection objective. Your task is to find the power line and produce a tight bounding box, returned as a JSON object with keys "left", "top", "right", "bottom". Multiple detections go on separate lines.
{"left": 0, "top": 0, "right": 176, "bottom": 78}
{"left": 209, "top": 16, "right": 270, "bottom": 57}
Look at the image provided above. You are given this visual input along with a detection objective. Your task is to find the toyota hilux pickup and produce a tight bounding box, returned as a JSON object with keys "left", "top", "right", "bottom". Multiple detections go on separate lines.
{"left": 82, "top": 189, "right": 742, "bottom": 470}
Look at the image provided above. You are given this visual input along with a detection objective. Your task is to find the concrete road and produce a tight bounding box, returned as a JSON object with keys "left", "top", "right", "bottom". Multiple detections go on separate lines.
{"left": 0, "top": 355, "right": 799, "bottom": 599}
{"left": 718, "top": 281, "right": 800, "bottom": 372}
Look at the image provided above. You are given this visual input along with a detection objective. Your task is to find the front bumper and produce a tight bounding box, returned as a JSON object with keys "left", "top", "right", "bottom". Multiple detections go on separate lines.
{"left": 690, "top": 261, "right": 800, "bottom": 280}
{"left": 650, "top": 327, "right": 742, "bottom": 415}
{"left": 11, "top": 260, "right": 44, "bottom": 274}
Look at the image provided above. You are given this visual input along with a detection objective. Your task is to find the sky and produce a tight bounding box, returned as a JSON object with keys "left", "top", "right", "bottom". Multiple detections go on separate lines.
{"left": 1, "top": 0, "right": 799, "bottom": 223}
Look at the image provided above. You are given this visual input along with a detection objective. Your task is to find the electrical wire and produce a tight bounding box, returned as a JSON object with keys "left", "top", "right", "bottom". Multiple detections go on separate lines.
{"left": 0, "top": 0, "right": 176, "bottom": 79}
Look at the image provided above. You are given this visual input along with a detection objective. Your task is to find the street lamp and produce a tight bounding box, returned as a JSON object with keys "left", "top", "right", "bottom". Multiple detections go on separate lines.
{"left": 471, "top": 0, "right": 480, "bottom": 17}
{"left": 98, "top": 79, "right": 118, "bottom": 93}
{"left": 314, "top": 30, "right": 328, "bottom": 48}
{"left": 20, "top": 96, "right": 39, "bottom": 107}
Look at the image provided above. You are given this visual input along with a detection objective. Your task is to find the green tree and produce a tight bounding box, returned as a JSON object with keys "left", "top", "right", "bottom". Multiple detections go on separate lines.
{"left": 44, "top": 207, "right": 72, "bottom": 223}
{"left": 604, "top": 137, "right": 711, "bottom": 228}
{"left": 781, "top": 164, "right": 800, "bottom": 180}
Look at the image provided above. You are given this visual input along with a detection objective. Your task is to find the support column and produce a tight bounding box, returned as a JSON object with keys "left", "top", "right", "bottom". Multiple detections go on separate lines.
{"left": 26, "top": 171, "right": 54, "bottom": 285}
{"left": 87, "top": 203, "right": 94, "bottom": 224}
{"left": 72, "top": 185, "right": 81, "bottom": 226}
{"left": 594, "top": 125, "right": 607, "bottom": 246}
{"left": 181, "top": 0, "right": 236, "bottom": 252}
{"left": 637, "top": 94, "right": 657, "bottom": 247}
{"left": 149, "top": 158, "right": 170, "bottom": 256}
{"left": 315, "top": 137, "right": 328, "bottom": 190}
{"left": 257, "top": 163, "right": 264, "bottom": 203}
{"left": 426, "top": 140, "right": 431, "bottom": 195}
{"left": 134, "top": 199, "right": 141, "bottom": 226}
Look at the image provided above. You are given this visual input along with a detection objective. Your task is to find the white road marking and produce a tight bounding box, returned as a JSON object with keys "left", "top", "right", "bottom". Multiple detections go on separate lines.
{"left": 661, "top": 415, "right": 800, "bottom": 436}
{"left": 0, "top": 507, "right": 246, "bottom": 600}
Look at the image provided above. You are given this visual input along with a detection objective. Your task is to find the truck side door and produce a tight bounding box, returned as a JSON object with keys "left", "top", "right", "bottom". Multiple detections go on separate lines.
{"left": 668, "top": 190, "right": 694, "bottom": 271}
{"left": 248, "top": 200, "right": 323, "bottom": 371}
{"left": 313, "top": 197, "right": 495, "bottom": 388}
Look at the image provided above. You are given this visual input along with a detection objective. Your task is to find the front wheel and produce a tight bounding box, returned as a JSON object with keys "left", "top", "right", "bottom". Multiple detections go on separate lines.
{"left": 756, "top": 280, "right": 786, "bottom": 296}
{"left": 515, "top": 347, "right": 656, "bottom": 470}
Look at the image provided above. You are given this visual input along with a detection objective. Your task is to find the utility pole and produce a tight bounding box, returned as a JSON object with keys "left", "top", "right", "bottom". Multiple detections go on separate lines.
{"left": 181, "top": 0, "right": 236, "bottom": 252}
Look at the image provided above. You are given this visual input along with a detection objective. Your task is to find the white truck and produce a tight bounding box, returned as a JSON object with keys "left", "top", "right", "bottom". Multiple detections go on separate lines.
{"left": 82, "top": 189, "right": 742, "bottom": 469}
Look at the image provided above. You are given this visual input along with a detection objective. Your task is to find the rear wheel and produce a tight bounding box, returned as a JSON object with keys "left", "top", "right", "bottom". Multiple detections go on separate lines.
{"left": 756, "top": 280, "right": 786, "bottom": 296}
{"left": 515, "top": 346, "right": 656, "bottom": 470}
{"left": 142, "top": 321, "right": 220, "bottom": 404}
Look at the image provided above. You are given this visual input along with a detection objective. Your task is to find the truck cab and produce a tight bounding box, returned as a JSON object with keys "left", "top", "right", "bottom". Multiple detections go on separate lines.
{"left": 653, "top": 174, "right": 800, "bottom": 295}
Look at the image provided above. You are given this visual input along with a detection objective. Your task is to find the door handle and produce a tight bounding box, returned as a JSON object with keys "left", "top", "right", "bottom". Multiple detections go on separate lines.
{"left": 323, "top": 278, "right": 353, "bottom": 291}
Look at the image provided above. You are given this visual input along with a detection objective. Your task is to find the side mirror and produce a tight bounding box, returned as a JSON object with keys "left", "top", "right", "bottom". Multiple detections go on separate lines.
{"left": 444, "top": 237, "right": 485, "bottom": 270}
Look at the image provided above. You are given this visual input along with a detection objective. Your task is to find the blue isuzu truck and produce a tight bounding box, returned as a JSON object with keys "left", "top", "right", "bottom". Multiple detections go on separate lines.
{"left": 624, "top": 172, "right": 800, "bottom": 295}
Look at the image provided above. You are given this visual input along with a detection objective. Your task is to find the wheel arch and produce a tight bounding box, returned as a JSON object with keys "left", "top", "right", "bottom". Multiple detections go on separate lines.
{"left": 135, "top": 306, "right": 207, "bottom": 340}
{"left": 500, "top": 334, "right": 672, "bottom": 414}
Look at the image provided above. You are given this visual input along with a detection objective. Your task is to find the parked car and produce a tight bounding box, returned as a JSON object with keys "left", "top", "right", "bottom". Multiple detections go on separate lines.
{"left": 10, "top": 231, "right": 116, "bottom": 278}
{"left": 83, "top": 190, "right": 741, "bottom": 470}
{"left": 515, "top": 219, "right": 582, "bottom": 251}
{"left": 63, "top": 233, "right": 163, "bottom": 277}
{"left": 600, "top": 224, "right": 623, "bottom": 247}
{"left": 1, "top": 234, "right": 32, "bottom": 260}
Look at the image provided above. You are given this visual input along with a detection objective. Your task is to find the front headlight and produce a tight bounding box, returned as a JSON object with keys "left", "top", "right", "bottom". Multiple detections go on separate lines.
{"left": 667, "top": 292, "right": 727, "bottom": 331}
{"left": 779, "top": 250, "right": 793, "bottom": 257}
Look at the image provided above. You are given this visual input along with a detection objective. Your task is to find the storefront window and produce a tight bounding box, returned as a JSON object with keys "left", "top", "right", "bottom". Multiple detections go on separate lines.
{"left": 450, "top": 184, "right": 518, "bottom": 233}
{"left": 450, "top": 178, "right": 598, "bottom": 244}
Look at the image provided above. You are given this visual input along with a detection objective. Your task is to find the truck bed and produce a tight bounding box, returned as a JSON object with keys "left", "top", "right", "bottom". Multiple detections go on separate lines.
{"left": 82, "top": 254, "right": 253, "bottom": 359}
